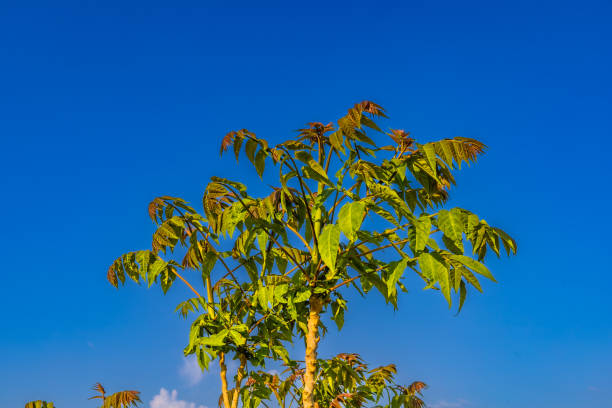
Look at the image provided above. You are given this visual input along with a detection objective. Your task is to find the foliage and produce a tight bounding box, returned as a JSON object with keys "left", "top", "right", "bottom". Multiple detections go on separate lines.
{"left": 243, "top": 354, "right": 426, "bottom": 408}
{"left": 108, "top": 101, "right": 516, "bottom": 408}
{"left": 25, "top": 384, "right": 140, "bottom": 408}
{"left": 89, "top": 383, "right": 141, "bottom": 408}
{"left": 25, "top": 402, "right": 55, "bottom": 408}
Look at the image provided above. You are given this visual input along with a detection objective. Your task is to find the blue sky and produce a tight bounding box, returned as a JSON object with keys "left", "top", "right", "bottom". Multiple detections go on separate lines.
{"left": 1, "top": 1, "right": 611, "bottom": 407}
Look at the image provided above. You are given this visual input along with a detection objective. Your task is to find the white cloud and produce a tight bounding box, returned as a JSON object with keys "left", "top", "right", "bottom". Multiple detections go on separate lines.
{"left": 180, "top": 357, "right": 204, "bottom": 386}
{"left": 430, "top": 399, "right": 469, "bottom": 408}
{"left": 150, "top": 388, "right": 207, "bottom": 408}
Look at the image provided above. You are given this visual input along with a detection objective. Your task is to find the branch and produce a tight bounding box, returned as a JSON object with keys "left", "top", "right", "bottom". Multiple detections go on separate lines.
{"left": 329, "top": 276, "right": 360, "bottom": 292}
{"left": 280, "top": 147, "right": 318, "bottom": 250}
{"left": 329, "top": 182, "right": 359, "bottom": 218}
{"left": 348, "top": 238, "right": 411, "bottom": 259}
{"left": 329, "top": 266, "right": 385, "bottom": 292}
{"left": 219, "top": 353, "right": 232, "bottom": 408}
{"left": 286, "top": 223, "right": 312, "bottom": 251}
{"left": 170, "top": 268, "right": 202, "bottom": 298}
{"left": 231, "top": 354, "right": 247, "bottom": 408}
{"left": 248, "top": 313, "right": 269, "bottom": 334}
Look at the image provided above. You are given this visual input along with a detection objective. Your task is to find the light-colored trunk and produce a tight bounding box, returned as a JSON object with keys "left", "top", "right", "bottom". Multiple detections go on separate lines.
{"left": 303, "top": 296, "right": 323, "bottom": 408}
{"left": 219, "top": 353, "right": 232, "bottom": 408}
{"left": 231, "top": 354, "right": 247, "bottom": 408}
{"left": 207, "top": 276, "right": 231, "bottom": 408}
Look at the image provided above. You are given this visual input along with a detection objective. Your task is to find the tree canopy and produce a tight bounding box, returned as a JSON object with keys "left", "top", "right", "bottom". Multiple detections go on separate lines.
{"left": 108, "top": 101, "right": 516, "bottom": 408}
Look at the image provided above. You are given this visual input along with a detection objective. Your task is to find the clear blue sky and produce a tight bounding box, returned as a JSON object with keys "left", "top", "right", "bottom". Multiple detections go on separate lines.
{"left": 1, "top": 1, "right": 610, "bottom": 407}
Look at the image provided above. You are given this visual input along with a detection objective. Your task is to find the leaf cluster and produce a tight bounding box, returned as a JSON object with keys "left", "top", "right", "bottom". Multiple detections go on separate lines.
{"left": 242, "top": 353, "right": 426, "bottom": 408}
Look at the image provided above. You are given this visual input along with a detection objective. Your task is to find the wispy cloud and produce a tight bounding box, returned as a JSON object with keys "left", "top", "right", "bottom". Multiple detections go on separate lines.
{"left": 430, "top": 399, "right": 469, "bottom": 408}
{"left": 150, "top": 388, "right": 207, "bottom": 408}
{"left": 179, "top": 357, "right": 204, "bottom": 386}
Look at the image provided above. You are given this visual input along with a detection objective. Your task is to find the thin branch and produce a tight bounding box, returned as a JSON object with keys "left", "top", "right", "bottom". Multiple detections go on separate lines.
{"left": 329, "top": 265, "right": 385, "bottom": 292}
{"left": 170, "top": 269, "right": 202, "bottom": 298}
{"left": 282, "top": 265, "right": 299, "bottom": 277}
{"left": 329, "top": 182, "right": 359, "bottom": 217}
{"left": 329, "top": 189, "right": 340, "bottom": 224}
{"left": 348, "top": 238, "right": 411, "bottom": 259}
{"left": 286, "top": 223, "right": 311, "bottom": 251}
{"left": 280, "top": 147, "right": 318, "bottom": 250}
{"left": 324, "top": 141, "right": 335, "bottom": 174}
{"left": 329, "top": 276, "right": 360, "bottom": 292}
{"left": 248, "top": 314, "right": 268, "bottom": 335}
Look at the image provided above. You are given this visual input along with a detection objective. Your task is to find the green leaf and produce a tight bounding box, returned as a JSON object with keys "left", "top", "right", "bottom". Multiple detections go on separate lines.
{"left": 201, "top": 251, "right": 217, "bottom": 279}
{"left": 329, "top": 130, "right": 345, "bottom": 153}
{"left": 257, "top": 283, "right": 269, "bottom": 311}
{"left": 210, "top": 176, "right": 247, "bottom": 195}
{"left": 456, "top": 280, "right": 467, "bottom": 314}
{"left": 369, "top": 204, "right": 401, "bottom": 227}
{"left": 229, "top": 329, "right": 246, "bottom": 345}
{"left": 421, "top": 143, "right": 438, "bottom": 176}
{"left": 413, "top": 214, "right": 431, "bottom": 252}
{"left": 295, "top": 151, "right": 327, "bottom": 179}
{"left": 418, "top": 252, "right": 451, "bottom": 307}
{"left": 437, "top": 209, "right": 464, "bottom": 243}
{"left": 257, "top": 232, "right": 269, "bottom": 264}
{"left": 255, "top": 149, "right": 266, "bottom": 178}
{"left": 302, "top": 165, "right": 334, "bottom": 187}
{"left": 200, "top": 329, "right": 228, "bottom": 347}
{"left": 318, "top": 224, "right": 341, "bottom": 275}
{"left": 337, "top": 201, "right": 366, "bottom": 242}
{"left": 493, "top": 227, "right": 518, "bottom": 256}
{"left": 294, "top": 288, "right": 311, "bottom": 303}
{"left": 331, "top": 298, "right": 347, "bottom": 330}
{"left": 245, "top": 139, "right": 257, "bottom": 164}
{"left": 437, "top": 140, "right": 455, "bottom": 168}
{"left": 367, "top": 184, "right": 411, "bottom": 218}
{"left": 233, "top": 134, "right": 243, "bottom": 162}
{"left": 459, "top": 266, "right": 482, "bottom": 292}
{"left": 386, "top": 258, "right": 409, "bottom": 297}
{"left": 451, "top": 255, "right": 496, "bottom": 282}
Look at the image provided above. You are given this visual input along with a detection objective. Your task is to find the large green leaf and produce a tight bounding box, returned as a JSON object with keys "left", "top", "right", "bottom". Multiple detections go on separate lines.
{"left": 437, "top": 209, "right": 464, "bottom": 243}
{"left": 318, "top": 224, "right": 341, "bottom": 275}
{"left": 413, "top": 214, "right": 431, "bottom": 252}
{"left": 295, "top": 151, "right": 327, "bottom": 179}
{"left": 421, "top": 143, "right": 438, "bottom": 176}
{"left": 199, "top": 329, "right": 229, "bottom": 347}
{"left": 367, "top": 183, "right": 411, "bottom": 218}
{"left": 337, "top": 201, "right": 366, "bottom": 242}
{"left": 329, "top": 129, "right": 345, "bottom": 153}
{"left": 418, "top": 252, "right": 451, "bottom": 307}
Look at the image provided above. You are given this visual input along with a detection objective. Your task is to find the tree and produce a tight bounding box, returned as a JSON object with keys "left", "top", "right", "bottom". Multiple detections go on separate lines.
{"left": 25, "top": 402, "right": 55, "bottom": 408}
{"left": 89, "top": 383, "right": 141, "bottom": 408}
{"left": 244, "top": 353, "right": 427, "bottom": 408}
{"left": 25, "top": 383, "right": 140, "bottom": 408}
{"left": 108, "top": 101, "right": 516, "bottom": 408}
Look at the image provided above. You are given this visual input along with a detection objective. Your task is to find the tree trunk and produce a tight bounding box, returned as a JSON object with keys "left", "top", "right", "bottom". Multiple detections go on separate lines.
{"left": 219, "top": 353, "right": 232, "bottom": 408}
{"left": 303, "top": 296, "right": 323, "bottom": 408}
{"left": 231, "top": 354, "right": 247, "bottom": 408}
